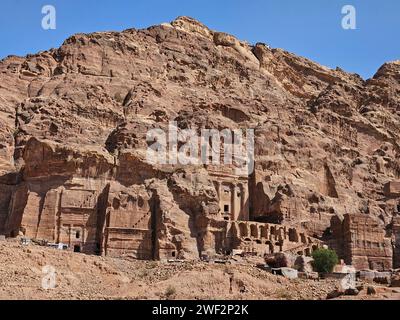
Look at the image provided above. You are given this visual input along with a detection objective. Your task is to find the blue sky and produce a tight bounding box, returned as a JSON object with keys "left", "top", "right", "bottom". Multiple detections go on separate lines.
{"left": 1, "top": 0, "right": 399, "bottom": 79}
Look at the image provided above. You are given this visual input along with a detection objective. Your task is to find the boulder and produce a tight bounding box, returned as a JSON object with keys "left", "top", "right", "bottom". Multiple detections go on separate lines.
{"left": 327, "top": 289, "right": 344, "bottom": 300}
{"left": 271, "top": 267, "right": 298, "bottom": 279}
{"left": 298, "top": 271, "right": 319, "bottom": 280}
{"left": 344, "top": 288, "right": 359, "bottom": 296}
{"left": 294, "top": 255, "right": 314, "bottom": 272}
{"left": 390, "top": 274, "right": 400, "bottom": 287}
{"left": 367, "top": 286, "right": 377, "bottom": 295}
{"left": 265, "top": 252, "right": 296, "bottom": 268}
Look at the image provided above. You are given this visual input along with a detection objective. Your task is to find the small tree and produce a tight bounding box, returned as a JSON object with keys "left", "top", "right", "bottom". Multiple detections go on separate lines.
{"left": 311, "top": 248, "right": 339, "bottom": 273}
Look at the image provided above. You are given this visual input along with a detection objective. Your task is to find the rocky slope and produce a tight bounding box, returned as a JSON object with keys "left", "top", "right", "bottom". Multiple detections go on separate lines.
{"left": 3, "top": 239, "right": 400, "bottom": 300}
{"left": 0, "top": 16, "right": 400, "bottom": 266}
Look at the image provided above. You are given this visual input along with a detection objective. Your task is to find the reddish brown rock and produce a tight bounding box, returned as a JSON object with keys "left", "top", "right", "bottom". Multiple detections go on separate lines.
{"left": 0, "top": 17, "right": 400, "bottom": 269}
{"left": 330, "top": 214, "right": 393, "bottom": 270}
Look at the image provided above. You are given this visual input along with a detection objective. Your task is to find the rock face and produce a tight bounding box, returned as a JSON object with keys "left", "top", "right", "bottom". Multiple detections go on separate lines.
{"left": 1, "top": 16, "right": 400, "bottom": 268}
{"left": 331, "top": 214, "right": 393, "bottom": 271}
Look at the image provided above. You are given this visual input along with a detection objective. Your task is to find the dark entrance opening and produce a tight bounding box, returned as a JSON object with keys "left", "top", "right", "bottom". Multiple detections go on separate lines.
{"left": 95, "top": 243, "right": 101, "bottom": 255}
{"left": 150, "top": 193, "right": 160, "bottom": 260}
{"left": 74, "top": 245, "right": 81, "bottom": 253}
{"left": 224, "top": 205, "right": 229, "bottom": 213}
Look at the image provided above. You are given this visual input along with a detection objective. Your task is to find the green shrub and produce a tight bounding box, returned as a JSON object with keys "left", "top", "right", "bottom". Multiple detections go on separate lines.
{"left": 311, "top": 248, "right": 339, "bottom": 273}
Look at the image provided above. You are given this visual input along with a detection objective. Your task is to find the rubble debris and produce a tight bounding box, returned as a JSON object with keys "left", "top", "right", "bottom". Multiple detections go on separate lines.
{"left": 271, "top": 267, "right": 298, "bottom": 279}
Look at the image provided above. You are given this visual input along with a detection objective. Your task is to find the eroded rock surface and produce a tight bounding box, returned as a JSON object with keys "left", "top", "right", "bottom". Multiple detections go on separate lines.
{"left": 1, "top": 16, "right": 400, "bottom": 269}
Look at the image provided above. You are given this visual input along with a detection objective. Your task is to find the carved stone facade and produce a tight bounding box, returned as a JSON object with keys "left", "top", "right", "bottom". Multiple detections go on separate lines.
{"left": 384, "top": 181, "right": 400, "bottom": 198}
{"left": 57, "top": 189, "right": 100, "bottom": 254}
{"left": 3, "top": 177, "right": 155, "bottom": 259}
{"left": 2, "top": 17, "right": 400, "bottom": 272}
{"left": 331, "top": 214, "right": 393, "bottom": 271}
{"left": 392, "top": 216, "right": 400, "bottom": 269}
{"left": 103, "top": 185, "right": 153, "bottom": 259}
{"left": 4, "top": 179, "right": 107, "bottom": 255}
{"left": 204, "top": 165, "right": 322, "bottom": 258}
{"left": 210, "top": 171, "right": 249, "bottom": 221}
{"left": 226, "top": 221, "right": 322, "bottom": 257}
{"left": 1, "top": 151, "right": 399, "bottom": 269}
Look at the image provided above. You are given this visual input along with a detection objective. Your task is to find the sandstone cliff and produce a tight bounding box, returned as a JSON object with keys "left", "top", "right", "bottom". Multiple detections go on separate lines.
{"left": 0, "top": 16, "right": 400, "bottom": 269}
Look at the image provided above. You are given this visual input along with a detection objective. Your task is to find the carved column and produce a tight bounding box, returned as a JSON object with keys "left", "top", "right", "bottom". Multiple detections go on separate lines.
{"left": 230, "top": 184, "right": 235, "bottom": 221}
